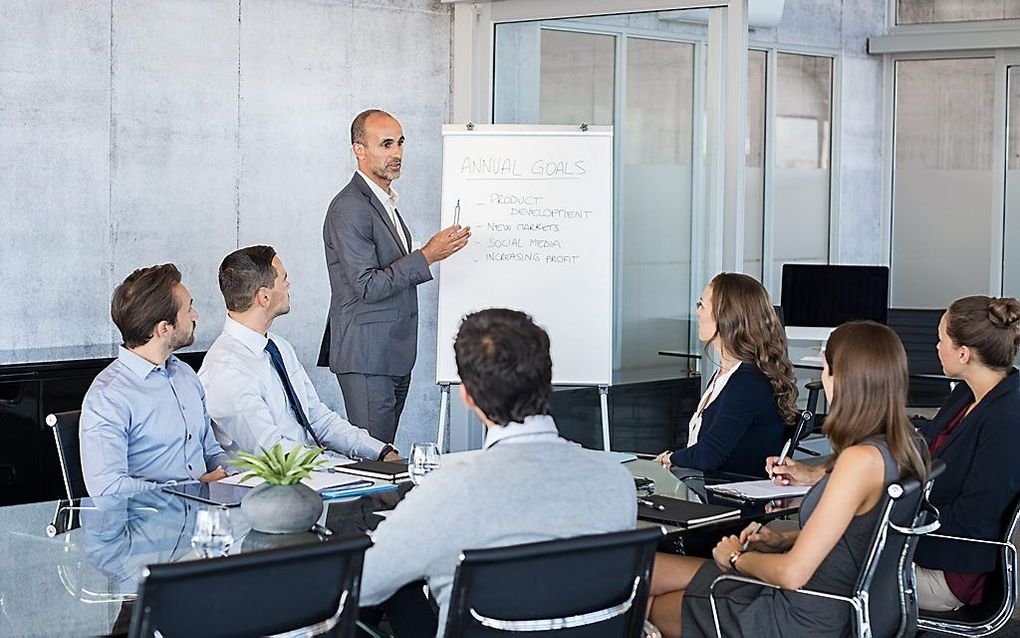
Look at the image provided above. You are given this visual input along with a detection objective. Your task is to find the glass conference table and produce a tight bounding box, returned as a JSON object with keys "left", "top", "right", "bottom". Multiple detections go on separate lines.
{"left": 0, "top": 458, "right": 800, "bottom": 637}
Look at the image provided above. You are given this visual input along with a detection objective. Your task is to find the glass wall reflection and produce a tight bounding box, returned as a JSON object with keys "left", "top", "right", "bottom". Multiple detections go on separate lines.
{"left": 891, "top": 58, "right": 995, "bottom": 307}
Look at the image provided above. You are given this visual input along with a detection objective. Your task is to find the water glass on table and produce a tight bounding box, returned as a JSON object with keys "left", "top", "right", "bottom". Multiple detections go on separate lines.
{"left": 409, "top": 442, "right": 441, "bottom": 485}
{"left": 191, "top": 506, "right": 234, "bottom": 558}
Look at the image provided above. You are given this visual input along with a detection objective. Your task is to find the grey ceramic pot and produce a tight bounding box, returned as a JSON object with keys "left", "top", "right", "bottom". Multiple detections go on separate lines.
{"left": 240, "top": 482, "right": 323, "bottom": 534}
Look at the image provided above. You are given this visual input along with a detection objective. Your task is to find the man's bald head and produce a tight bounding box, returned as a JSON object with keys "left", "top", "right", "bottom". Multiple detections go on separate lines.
{"left": 351, "top": 109, "right": 395, "bottom": 145}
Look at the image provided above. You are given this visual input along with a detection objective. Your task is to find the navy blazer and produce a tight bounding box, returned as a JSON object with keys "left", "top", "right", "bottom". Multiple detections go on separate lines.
{"left": 915, "top": 368, "right": 1020, "bottom": 574}
{"left": 669, "top": 364, "right": 786, "bottom": 477}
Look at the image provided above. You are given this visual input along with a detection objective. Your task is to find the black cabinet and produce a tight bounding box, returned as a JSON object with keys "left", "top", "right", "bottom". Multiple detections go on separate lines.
{"left": 0, "top": 350, "right": 205, "bottom": 505}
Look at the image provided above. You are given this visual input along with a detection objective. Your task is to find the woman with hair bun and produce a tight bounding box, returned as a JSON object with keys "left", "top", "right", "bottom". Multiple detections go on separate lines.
{"left": 772, "top": 295, "right": 1020, "bottom": 612}
{"left": 913, "top": 295, "right": 1020, "bottom": 610}
{"left": 656, "top": 273, "right": 797, "bottom": 477}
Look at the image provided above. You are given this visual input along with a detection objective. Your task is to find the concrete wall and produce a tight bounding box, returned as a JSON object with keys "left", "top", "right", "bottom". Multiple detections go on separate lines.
{"left": 0, "top": 0, "right": 452, "bottom": 452}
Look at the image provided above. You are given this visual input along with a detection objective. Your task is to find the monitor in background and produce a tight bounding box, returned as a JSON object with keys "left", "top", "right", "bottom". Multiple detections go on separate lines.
{"left": 780, "top": 264, "right": 889, "bottom": 342}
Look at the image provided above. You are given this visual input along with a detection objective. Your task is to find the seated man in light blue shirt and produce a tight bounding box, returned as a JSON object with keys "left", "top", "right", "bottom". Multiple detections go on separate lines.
{"left": 80, "top": 264, "right": 230, "bottom": 496}
{"left": 199, "top": 245, "right": 398, "bottom": 462}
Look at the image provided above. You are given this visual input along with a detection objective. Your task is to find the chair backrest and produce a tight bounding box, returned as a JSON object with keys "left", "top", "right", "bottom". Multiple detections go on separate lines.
{"left": 965, "top": 491, "right": 1020, "bottom": 619}
{"left": 128, "top": 534, "right": 371, "bottom": 638}
{"left": 854, "top": 460, "right": 944, "bottom": 638}
{"left": 45, "top": 410, "right": 87, "bottom": 500}
{"left": 443, "top": 527, "right": 664, "bottom": 638}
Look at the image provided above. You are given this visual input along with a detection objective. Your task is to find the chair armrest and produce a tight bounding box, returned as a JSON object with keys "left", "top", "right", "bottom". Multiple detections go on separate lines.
{"left": 708, "top": 574, "right": 859, "bottom": 638}
{"left": 889, "top": 518, "right": 941, "bottom": 536}
{"left": 923, "top": 533, "right": 1016, "bottom": 549}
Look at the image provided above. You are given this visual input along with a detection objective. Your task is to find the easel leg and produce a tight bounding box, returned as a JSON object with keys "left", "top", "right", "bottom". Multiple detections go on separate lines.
{"left": 599, "top": 385, "right": 611, "bottom": 452}
{"left": 437, "top": 383, "right": 451, "bottom": 452}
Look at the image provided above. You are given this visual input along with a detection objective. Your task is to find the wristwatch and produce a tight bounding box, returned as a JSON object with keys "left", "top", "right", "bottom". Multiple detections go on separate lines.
{"left": 377, "top": 444, "right": 397, "bottom": 461}
{"left": 728, "top": 550, "right": 742, "bottom": 570}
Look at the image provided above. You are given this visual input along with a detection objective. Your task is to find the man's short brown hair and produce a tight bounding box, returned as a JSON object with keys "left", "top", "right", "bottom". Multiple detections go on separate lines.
{"left": 218, "top": 245, "right": 277, "bottom": 312}
{"left": 111, "top": 264, "right": 182, "bottom": 348}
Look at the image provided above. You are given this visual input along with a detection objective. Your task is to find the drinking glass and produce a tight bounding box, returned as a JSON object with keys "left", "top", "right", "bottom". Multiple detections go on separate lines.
{"left": 409, "top": 442, "right": 441, "bottom": 485}
{"left": 191, "top": 506, "right": 234, "bottom": 558}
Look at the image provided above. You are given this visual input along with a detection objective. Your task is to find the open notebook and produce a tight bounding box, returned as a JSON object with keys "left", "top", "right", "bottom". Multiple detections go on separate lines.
{"left": 706, "top": 479, "right": 811, "bottom": 501}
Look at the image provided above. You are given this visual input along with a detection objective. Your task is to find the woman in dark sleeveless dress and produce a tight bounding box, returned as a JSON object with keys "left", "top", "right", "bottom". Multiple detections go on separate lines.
{"left": 646, "top": 321, "right": 930, "bottom": 638}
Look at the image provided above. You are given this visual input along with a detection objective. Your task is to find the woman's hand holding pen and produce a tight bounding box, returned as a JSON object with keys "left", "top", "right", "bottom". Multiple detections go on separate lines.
{"left": 737, "top": 521, "right": 785, "bottom": 553}
{"left": 766, "top": 456, "right": 825, "bottom": 487}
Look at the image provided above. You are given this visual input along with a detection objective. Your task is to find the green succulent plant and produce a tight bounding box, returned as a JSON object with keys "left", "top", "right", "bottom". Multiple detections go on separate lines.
{"left": 232, "top": 444, "right": 326, "bottom": 486}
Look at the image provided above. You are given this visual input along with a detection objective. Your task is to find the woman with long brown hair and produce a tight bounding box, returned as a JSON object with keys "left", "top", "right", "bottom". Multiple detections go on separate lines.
{"left": 656, "top": 272, "right": 797, "bottom": 476}
{"left": 646, "top": 321, "right": 929, "bottom": 637}
{"left": 773, "top": 295, "right": 1020, "bottom": 612}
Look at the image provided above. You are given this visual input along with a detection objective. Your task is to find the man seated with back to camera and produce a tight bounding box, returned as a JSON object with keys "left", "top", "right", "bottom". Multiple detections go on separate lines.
{"left": 80, "top": 264, "right": 230, "bottom": 496}
{"left": 358, "top": 308, "right": 638, "bottom": 636}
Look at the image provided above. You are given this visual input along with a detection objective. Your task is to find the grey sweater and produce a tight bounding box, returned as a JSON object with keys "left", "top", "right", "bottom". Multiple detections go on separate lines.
{"left": 359, "top": 438, "right": 638, "bottom": 636}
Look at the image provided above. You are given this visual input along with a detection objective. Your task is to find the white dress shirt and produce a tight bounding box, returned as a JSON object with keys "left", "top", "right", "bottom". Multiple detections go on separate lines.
{"left": 357, "top": 168, "right": 409, "bottom": 253}
{"left": 198, "top": 317, "right": 386, "bottom": 461}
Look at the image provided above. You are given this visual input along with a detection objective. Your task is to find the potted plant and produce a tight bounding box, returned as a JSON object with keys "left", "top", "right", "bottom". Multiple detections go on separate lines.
{"left": 233, "top": 444, "right": 326, "bottom": 534}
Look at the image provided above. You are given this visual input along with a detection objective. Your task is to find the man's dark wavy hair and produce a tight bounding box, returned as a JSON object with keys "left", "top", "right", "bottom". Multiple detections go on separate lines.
{"left": 454, "top": 308, "right": 552, "bottom": 425}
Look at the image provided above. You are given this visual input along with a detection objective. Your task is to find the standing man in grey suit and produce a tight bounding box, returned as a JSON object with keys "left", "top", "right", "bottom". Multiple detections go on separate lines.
{"left": 322, "top": 109, "right": 470, "bottom": 443}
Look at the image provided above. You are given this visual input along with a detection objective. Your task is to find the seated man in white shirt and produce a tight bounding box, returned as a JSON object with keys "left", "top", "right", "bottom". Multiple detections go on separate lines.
{"left": 199, "top": 245, "right": 399, "bottom": 462}
{"left": 359, "top": 309, "right": 637, "bottom": 636}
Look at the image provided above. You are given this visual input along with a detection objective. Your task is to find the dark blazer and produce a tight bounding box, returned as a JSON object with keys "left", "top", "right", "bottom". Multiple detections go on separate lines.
{"left": 669, "top": 364, "right": 786, "bottom": 477}
{"left": 320, "top": 172, "right": 433, "bottom": 376}
{"left": 915, "top": 368, "right": 1020, "bottom": 573}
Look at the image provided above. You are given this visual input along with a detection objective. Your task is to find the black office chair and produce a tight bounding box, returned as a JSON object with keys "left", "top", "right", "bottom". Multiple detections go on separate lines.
{"left": 442, "top": 527, "right": 664, "bottom": 637}
{"left": 43, "top": 410, "right": 95, "bottom": 537}
{"left": 128, "top": 534, "right": 371, "bottom": 638}
{"left": 784, "top": 380, "right": 825, "bottom": 458}
{"left": 46, "top": 410, "right": 88, "bottom": 501}
{"left": 709, "top": 461, "right": 945, "bottom": 638}
{"left": 916, "top": 493, "right": 1020, "bottom": 637}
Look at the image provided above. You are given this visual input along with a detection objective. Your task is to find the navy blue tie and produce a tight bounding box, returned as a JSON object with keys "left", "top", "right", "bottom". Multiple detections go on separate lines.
{"left": 265, "top": 338, "right": 325, "bottom": 448}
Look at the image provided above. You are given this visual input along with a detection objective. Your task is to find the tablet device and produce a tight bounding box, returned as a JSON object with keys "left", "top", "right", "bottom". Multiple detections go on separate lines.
{"left": 162, "top": 481, "right": 250, "bottom": 507}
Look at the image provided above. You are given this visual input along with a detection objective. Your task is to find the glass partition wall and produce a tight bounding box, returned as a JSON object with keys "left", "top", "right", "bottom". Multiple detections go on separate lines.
{"left": 1006, "top": 65, "right": 1020, "bottom": 299}
{"left": 495, "top": 20, "right": 698, "bottom": 384}
{"left": 891, "top": 57, "right": 997, "bottom": 307}
{"left": 494, "top": 18, "right": 836, "bottom": 383}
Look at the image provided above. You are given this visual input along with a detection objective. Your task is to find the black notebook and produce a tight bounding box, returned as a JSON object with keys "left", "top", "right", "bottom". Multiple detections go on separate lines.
{"left": 637, "top": 494, "right": 740, "bottom": 527}
{"left": 334, "top": 460, "right": 410, "bottom": 481}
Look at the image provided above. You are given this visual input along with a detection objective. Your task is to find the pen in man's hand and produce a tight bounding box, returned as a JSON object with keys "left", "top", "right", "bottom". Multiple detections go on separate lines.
{"left": 742, "top": 522, "right": 765, "bottom": 551}
{"left": 637, "top": 497, "right": 666, "bottom": 512}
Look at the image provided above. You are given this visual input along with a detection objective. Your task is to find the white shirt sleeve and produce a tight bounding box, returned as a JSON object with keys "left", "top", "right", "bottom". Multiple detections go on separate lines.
{"left": 202, "top": 364, "right": 304, "bottom": 456}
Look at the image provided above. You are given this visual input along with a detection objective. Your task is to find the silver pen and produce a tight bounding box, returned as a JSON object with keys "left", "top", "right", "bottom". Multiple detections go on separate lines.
{"left": 454, "top": 199, "right": 461, "bottom": 226}
{"left": 637, "top": 497, "right": 666, "bottom": 512}
{"left": 742, "top": 522, "right": 765, "bottom": 551}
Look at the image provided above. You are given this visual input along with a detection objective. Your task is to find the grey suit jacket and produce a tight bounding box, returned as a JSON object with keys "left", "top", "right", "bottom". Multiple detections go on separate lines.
{"left": 321, "top": 172, "right": 433, "bottom": 376}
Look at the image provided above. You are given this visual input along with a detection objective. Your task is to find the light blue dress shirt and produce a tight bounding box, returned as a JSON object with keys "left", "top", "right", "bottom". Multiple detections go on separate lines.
{"left": 80, "top": 347, "right": 231, "bottom": 496}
